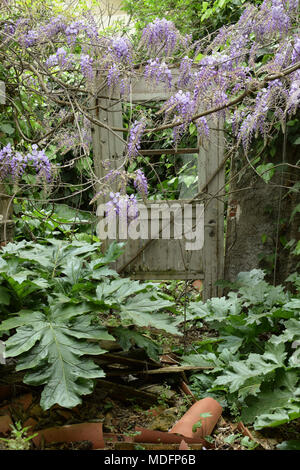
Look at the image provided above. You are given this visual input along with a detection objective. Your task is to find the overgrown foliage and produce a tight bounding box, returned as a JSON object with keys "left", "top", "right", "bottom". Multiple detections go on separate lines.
{"left": 0, "top": 239, "right": 180, "bottom": 409}
{"left": 181, "top": 270, "right": 300, "bottom": 429}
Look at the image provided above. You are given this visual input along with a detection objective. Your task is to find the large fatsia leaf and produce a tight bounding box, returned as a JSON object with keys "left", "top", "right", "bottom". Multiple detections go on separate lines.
{"left": 0, "top": 308, "right": 113, "bottom": 410}
{"left": 120, "top": 293, "right": 180, "bottom": 335}
{"left": 96, "top": 278, "right": 146, "bottom": 304}
{"left": 96, "top": 278, "right": 180, "bottom": 335}
{"left": 182, "top": 349, "right": 238, "bottom": 373}
{"left": 113, "top": 326, "right": 161, "bottom": 361}
{"left": 241, "top": 370, "right": 300, "bottom": 429}
{"left": 214, "top": 342, "right": 287, "bottom": 394}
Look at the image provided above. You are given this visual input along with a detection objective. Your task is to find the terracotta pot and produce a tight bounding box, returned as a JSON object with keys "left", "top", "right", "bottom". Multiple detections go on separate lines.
{"left": 0, "top": 414, "right": 12, "bottom": 435}
{"left": 33, "top": 422, "right": 104, "bottom": 449}
{"left": 179, "top": 440, "right": 190, "bottom": 450}
{"left": 169, "top": 397, "right": 222, "bottom": 438}
{"left": 134, "top": 427, "right": 207, "bottom": 446}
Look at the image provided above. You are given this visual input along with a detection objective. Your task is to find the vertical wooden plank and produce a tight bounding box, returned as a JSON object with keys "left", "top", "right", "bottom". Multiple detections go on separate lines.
{"left": 216, "top": 118, "right": 225, "bottom": 297}
{"left": 91, "top": 78, "right": 125, "bottom": 201}
{"left": 0, "top": 81, "right": 5, "bottom": 105}
{"left": 198, "top": 117, "right": 224, "bottom": 300}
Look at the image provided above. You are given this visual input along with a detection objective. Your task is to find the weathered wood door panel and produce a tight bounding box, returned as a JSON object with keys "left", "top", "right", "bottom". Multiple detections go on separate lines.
{"left": 92, "top": 76, "right": 224, "bottom": 300}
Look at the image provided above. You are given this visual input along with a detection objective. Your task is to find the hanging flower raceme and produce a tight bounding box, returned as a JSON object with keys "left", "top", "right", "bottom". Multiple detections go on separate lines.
{"left": 177, "top": 56, "right": 193, "bottom": 88}
{"left": 127, "top": 119, "right": 147, "bottom": 159}
{"left": 110, "top": 37, "right": 133, "bottom": 64}
{"left": 164, "top": 90, "right": 196, "bottom": 143}
{"left": 65, "top": 20, "right": 87, "bottom": 43}
{"left": 105, "top": 192, "right": 138, "bottom": 223}
{"left": 80, "top": 54, "right": 94, "bottom": 80}
{"left": 133, "top": 169, "right": 148, "bottom": 197}
{"left": 291, "top": 37, "right": 300, "bottom": 64}
{"left": 237, "top": 80, "right": 288, "bottom": 152}
{"left": 144, "top": 58, "right": 173, "bottom": 88}
{"left": 0, "top": 144, "right": 52, "bottom": 183}
{"left": 107, "top": 63, "right": 121, "bottom": 90}
{"left": 286, "top": 70, "right": 300, "bottom": 115}
{"left": 255, "top": 0, "right": 291, "bottom": 39}
{"left": 140, "top": 18, "right": 190, "bottom": 56}
{"left": 45, "top": 47, "right": 70, "bottom": 69}
{"left": 18, "top": 15, "right": 67, "bottom": 47}
{"left": 196, "top": 117, "right": 210, "bottom": 141}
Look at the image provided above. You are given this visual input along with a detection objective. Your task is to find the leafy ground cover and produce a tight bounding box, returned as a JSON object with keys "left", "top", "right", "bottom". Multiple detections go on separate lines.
{"left": 0, "top": 241, "right": 299, "bottom": 450}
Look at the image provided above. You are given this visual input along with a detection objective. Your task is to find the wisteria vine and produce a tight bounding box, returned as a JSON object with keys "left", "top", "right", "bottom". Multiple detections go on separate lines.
{"left": 0, "top": 0, "right": 299, "bottom": 214}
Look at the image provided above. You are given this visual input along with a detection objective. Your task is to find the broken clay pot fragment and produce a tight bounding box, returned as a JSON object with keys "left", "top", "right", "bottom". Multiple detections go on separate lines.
{"left": 0, "top": 414, "right": 13, "bottom": 435}
{"left": 169, "top": 397, "right": 222, "bottom": 438}
{"left": 33, "top": 422, "right": 104, "bottom": 450}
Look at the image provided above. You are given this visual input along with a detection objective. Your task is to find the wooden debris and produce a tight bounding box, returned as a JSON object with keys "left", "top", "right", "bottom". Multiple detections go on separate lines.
{"left": 96, "top": 380, "right": 158, "bottom": 406}
{"left": 137, "top": 365, "right": 214, "bottom": 374}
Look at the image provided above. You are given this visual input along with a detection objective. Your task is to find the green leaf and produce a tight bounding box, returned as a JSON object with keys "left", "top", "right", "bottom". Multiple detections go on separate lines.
{"left": 256, "top": 163, "right": 275, "bottom": 183}
{"left": 277, "top": 440, "right": 300, "bottom": 450}
{"left": 3, "top": 310, "right": 108, "bottom": 410}
{"left": 217, "top": 335, "right": 243, "bottom": 353}
{"left": 0, "top": 286, "right": 10, "bottom": 305}
{"left": 113, "top": 327, "right": 161, "bottom": 361}
{"left": 241, "top": 371, "right": 300, "bottom": 428}
{"left": 214, "top": 342, "right": 287, "bottom": 393}
{"left": 0, "top": 123, "right": 14, "bottom": 135}
{"left": 120, "top": 293, "right": 180, "bottom": 335}
{"left": 96, "top": 278, "right": 146, "bottom": 303}
{"left": 0, "top": 310, "right": 45, "bottom": 331}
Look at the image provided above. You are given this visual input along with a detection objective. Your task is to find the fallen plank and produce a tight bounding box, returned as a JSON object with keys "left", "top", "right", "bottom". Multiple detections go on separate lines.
{"left": 96, "top": 380, "right": 158, "bottom": 406}
{"left": 96, "top": 353, "right": 156, "bottom": 368}
{"left": 137, "top": 365, "right": 213, "bottom": 374}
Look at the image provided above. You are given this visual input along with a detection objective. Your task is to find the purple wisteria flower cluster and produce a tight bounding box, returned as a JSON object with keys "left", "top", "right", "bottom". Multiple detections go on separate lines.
{"left": 109, "top": 37, "right": 133, "bottom": 64}
{"left": 105, "top": 192, "right": 138, "bottom": 223}
{"left": 14, "top": 14, "right": 98, "bottom": 50}
{"left": 127, "top": 119, "right": 147, "bottom": 159}
{"left": 237, "top": 80, "right": 286, "bottom": 151}
{"left": 80, "top": 54, "right": 94, "bottom": 81}
{"left": 256, "top": 0, "right": 291, "bottom": 38}
{"left": 0, "top": 144, "right": 52, "bottom": 183}
{"left": 19, "top": 15, "right": 67, "bottom": 47}
{"left": 164, "top": 90, "right": 196, "bottom": 142}
{"left": 45, "top": 47, "right": 70, "bottom": 69}
{"left": 144, "top": 59, "right": 173, "bottom": 89}
{"left": 140, "top": 18, "right": 190, "bottom": 56}
{"left": 177, "top": 56, "right": 193, "bottom": 88}
{"left": 133, "top": 169, "right": 148, "bottom": 197}
{"left": 107, "top": 64, "right": 121, "bottom": 90}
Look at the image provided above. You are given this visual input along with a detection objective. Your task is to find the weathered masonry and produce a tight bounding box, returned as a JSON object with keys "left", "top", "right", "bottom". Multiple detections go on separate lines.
{"left": 91, "top": 74, "right": 225, "bottom": 300}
